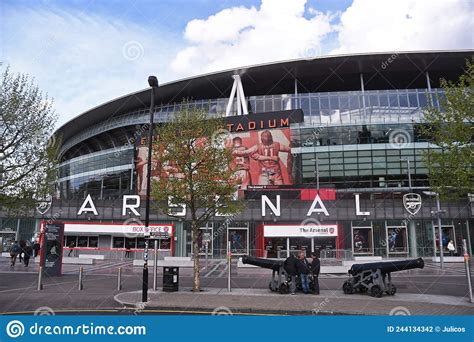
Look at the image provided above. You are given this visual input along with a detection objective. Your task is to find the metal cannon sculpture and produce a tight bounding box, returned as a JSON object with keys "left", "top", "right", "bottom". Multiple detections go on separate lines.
{"left": 242, "top": 256, "right": 289, "bottom": 293}
{"left": 342, "top": 258, "right": 424, "bottom": 298}
{"left": 242, "top": 255, "right": 318, "bottom": 294}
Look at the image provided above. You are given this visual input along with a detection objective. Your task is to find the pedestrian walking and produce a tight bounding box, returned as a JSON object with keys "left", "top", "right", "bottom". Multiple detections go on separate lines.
{"left": 297, "top": 251, "right": 311, "bottom": 294}
{"left": 310, "top": 251, "right": 320, "bottom": 295}
{"left": 284, "top": 253, "right": 298, "bottom": 295}
{"left": 18, "top": 240, "right": 25, "bottom": 263}
{"left": 447, "top": 240, "right": 455, "bottom": 256}
{"left": 67, "top": 240, "right": 75, "bottom": 257}
{"left": 9, "top": 241, "right": 21, "bottom": 267}
{"left": 23, "top": 243, "right": 33, "bottom": 267}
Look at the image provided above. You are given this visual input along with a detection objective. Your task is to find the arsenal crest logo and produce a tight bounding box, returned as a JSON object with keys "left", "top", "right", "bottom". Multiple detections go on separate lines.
{"left": 36, "top": 194, "right": 52, "bottom": 215}
{"left": 329, "top": 227, "right": 335, "bottom": 234}
{"left": 403, "top": 193, "right": 422, "bottom": 215}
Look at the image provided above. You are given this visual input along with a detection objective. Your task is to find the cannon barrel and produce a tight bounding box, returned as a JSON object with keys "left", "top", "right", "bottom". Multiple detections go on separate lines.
{"left": 242, "top": 255, "right": 284, "bottom": 271}
{"left": 349, "top": 258, "right": 424, "bottom": 275}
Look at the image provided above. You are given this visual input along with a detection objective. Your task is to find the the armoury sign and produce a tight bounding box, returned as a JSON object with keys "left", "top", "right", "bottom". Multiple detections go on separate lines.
{"left": 76, "top": 192, "right": 422, "bottom": 218}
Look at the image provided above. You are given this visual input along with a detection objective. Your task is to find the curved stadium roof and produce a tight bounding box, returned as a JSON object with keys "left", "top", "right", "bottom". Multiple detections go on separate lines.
{"left": 57, "top": 50, "right": 473, "bottom": 143}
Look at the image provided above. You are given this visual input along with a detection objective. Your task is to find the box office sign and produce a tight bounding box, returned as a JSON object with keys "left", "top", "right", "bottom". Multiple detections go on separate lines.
{"left": 264, "top": 224, "right": 338, "bottom": 238}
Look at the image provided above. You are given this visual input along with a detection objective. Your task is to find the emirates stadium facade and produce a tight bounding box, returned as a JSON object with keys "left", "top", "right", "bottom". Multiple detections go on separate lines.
{"left": 2, "top": 50, "right": 473, "bottom": 261}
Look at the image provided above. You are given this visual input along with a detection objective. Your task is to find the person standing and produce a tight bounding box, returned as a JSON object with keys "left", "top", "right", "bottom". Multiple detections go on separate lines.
{"left": 297, "top": 251, "right": 311, "bottom": 294}
{"left": 447, "top": 240, "right": 456, "bottom": 256}
{"left": 310, "top": 251, "right": 321, "bottom": 295}
{"left": 284, "top": 253, "right": 298, "bottom": 295}
{"left": 9, "top": 241, "right": 21, "bottom": 267}
{"left": 32, "top": 242, "right": 40, "bottom": 258}
{"left": 23, "top": 243, "right": 33, "bottom": 267}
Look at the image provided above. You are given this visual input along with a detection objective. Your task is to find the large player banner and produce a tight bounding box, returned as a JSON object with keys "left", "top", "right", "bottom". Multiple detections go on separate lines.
{"left": 136, "top": 109, "right": 304, "bottom": 197}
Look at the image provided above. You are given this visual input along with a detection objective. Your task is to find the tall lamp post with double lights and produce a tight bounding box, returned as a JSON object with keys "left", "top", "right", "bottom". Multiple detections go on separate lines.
{"left": 142, "top": 75, "right": 159, "bottom": 303}
{"left": 424, "top": 191, "right": 445, "bottom": 270}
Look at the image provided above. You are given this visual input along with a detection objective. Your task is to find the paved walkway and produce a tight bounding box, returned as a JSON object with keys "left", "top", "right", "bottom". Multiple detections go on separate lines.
{"left": 114, "top": 288, "right": 474, "bottom": 316}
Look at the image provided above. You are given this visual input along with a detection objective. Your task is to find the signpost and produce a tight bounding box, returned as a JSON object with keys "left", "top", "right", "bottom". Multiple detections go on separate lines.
{"left": 39, "top": 222, "right": 64, "bottom": 277}
{"left": 462, "top": 239, "right": 473, "bottom": 303}
{"left": 203, "top": 232, "right": 211, "bottom": 270}
{"left": 148, "top": 231, "right": 170, "bottom": 291}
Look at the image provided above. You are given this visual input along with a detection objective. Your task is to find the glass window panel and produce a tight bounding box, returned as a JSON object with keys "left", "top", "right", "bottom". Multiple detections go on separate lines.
{"left": 349, "top": 95, "right": 360, "bottom": 110}
{"left": 264, "top": 98, "right": 273, "bottom": 112}
{"left": 273, "top": 97, "right": 282, "bottom": 111}
{"left": 77, "top": 236, "right": 88, "bottom": 247}
{"left": 418, "top": 93, "right": 428, "bottom": 107}
{"left": 330, "top": 96, "right": 339, "bottom": 110}
{"left": 125, "top": 238, "right": 136, "bottom": 249}
{"left": 339, "top": 96, "right": 349, "bottom": 109}
{"left": 358, "top": 157, "right": 372, "bottom": 163}
{"left": 65, "top": 236, "right": 77, "bottom": 247}
{"left": 137, "top": 238, "right": 145, "bottom": 249}
{"left": 310, "top": 96, "right": 320, "bottom": 115}
{"left": 408, "top": 94, "right": 418, "bottom": 107}
{"left": 300, "top": 97, "right": 310, "bottom": 116}
{"left": 369, "top": 94, "right": 379, "bottom": 107}
{"left": 113, "top": 237, "right": 125, "bottom": 249}
{"left": 331, "top": 171, "right": 344, "bottom": 177}
{"left": 89, "top": 236, "right": 98, "bottom": 248}
{"left": 398, "top": 94, "right": 408, "bottom": 107}
{"left": 344, "top": 170, "right": 358, "bottom": 176}
{"left": 320, "top": 97, "right": 329, "bottom": 109}
{"left": 379, "top": 94, "right": 389, "bottom": 107}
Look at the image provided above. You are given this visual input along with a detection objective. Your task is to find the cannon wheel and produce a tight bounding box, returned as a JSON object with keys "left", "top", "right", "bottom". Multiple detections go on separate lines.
{"left": 278, "top": 283, "right": 290, "bottom": 294}
{"left": 342, "top": 281, "right": 354, "bottom": 294}
{"left": 369, "top": 285, "right": 383, "bottom": 298}
{"left": 386, "top": 284, "right": 397, "bottom": 296}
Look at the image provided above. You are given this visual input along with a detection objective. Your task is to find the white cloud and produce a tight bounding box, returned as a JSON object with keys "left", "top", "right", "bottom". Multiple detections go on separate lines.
{"left": 2, "top": 7, "right": 181, "bottom": 128}
{"left": 172, "top": 0, "right": 473, "bottom": 78}
{"left": 332, "top": 0, "right": 473, "bottom": 54}
{"left": 170, "top": 0, "right": 336, "bottom": 76}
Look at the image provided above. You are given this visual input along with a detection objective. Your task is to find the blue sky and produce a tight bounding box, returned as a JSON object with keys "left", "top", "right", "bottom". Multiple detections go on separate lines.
{"left": 1, "top": 0, "right": 472, "bottom": 127}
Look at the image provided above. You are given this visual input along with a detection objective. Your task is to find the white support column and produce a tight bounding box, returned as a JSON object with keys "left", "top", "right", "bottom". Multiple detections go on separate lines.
{"left": 226, "top": 74, "right": 248, "bottom": 117}
{"left": 236, "top": 77, "right": 249, "bottom": 115}
{"left": 425, "top": 71, "right": 432, "bottom": 91}
{"left": 236, "top": 81, "right": 242, "bottom": 116}
{"left": 225, "top": 80, "right": 238, "bottom": 117}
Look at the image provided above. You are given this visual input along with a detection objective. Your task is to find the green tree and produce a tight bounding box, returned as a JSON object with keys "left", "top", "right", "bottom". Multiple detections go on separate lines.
{"left": 0, "top": 67, "right": 60, "bottom": 212}
{"left": 421, "top": 58, "right": 474, "bottom": 199}
{"left": 150, "top": 106, "right": 243, "bottom": 291}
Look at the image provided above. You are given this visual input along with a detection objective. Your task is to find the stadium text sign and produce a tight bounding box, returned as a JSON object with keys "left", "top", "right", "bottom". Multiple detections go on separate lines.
{"left": 76, "top": 193, "right": 374, "bottom": 218}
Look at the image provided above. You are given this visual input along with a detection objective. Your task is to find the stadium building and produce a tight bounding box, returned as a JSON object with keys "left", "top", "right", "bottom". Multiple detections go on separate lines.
{"left": 1, "top": 50, "right": 473, "bottom": 260}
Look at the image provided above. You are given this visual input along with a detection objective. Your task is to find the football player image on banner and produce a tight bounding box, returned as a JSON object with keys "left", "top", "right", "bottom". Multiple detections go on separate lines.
{"left": 387, "top": 226, "right": 408, "bottom": 254}
{"left": 352, "top": 228, "right": 373, "bottom": 254}
{"left": 229, "top": 128, "right": 293, "bottom": 189}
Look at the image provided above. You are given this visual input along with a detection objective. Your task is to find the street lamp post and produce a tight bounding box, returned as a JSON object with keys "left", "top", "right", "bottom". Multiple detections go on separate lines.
{"left": 424, "top": 191, "right": 445, "bottom": 270}
{"left": 142, "top": 76, "right": 159, "bottom": 303}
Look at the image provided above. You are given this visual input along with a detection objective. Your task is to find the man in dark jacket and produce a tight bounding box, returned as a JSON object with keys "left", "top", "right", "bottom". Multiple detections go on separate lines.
{"left": 296, "top": 251, "right": 310, "bottom": 294}
{"left": 284, "top": 253, "right": 298, "bottom": 295}
{"left": 23, "top": 243, "right": 33, "bottom": 267}
{"left": 311, "top": 251, "right": 321, "bottom": 294}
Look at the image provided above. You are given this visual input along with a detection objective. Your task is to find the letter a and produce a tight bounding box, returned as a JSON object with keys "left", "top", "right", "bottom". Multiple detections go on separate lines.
{"left": 77, "top": 194, "right": 98, "bottom": 216}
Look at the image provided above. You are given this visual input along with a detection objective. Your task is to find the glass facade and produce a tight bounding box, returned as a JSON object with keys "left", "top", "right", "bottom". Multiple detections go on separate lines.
{"left": 57, "top": 88, "right": 445, "bottom": 199}
{"left": 57, "top": 148, "right": 134, "bottom": 200}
